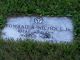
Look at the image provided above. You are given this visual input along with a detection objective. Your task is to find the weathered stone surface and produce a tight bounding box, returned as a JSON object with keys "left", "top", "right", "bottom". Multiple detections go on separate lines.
{"left": 1, "top": 17, "right": 73, "bottom": 43}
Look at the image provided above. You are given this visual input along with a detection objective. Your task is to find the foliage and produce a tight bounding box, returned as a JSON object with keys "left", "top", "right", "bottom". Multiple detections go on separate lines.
{"left": 0, "top": 0, "right": 80, "bottom": 60}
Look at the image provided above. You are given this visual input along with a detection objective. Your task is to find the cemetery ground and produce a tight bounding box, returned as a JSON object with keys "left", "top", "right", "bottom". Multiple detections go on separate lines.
{"left": 0, "top": 0, "right": 80, "bottom": 60}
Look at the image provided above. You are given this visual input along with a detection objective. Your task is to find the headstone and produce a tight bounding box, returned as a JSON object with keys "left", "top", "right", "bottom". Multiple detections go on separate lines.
{"left": 1, "top": 16, "right": 73, "bottom": 43}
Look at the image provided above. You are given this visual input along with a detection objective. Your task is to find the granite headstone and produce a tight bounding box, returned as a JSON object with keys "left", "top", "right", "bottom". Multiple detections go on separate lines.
{"left": 1, "top": 17, "right": 73, "bottom": 43}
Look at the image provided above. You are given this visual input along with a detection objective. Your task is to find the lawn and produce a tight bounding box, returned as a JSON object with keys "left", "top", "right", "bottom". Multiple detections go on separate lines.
{"left": 0, "top": 0, "right": 80, "bottom": 60}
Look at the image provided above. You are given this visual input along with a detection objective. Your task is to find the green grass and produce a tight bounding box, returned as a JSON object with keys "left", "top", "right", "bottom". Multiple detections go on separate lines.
{"left": 0, "top": 0, "right": 80, "bottom": 60}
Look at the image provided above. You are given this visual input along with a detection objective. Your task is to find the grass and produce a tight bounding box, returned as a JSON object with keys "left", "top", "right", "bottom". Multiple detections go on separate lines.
{"left": 0, "top": 0, "right": 80, "bottom": 60}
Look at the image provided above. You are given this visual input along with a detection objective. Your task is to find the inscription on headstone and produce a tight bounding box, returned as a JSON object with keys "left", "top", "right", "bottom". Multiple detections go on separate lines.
{"left": 1, "top": 17, "right": 73, "bottom": 43}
